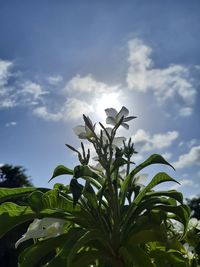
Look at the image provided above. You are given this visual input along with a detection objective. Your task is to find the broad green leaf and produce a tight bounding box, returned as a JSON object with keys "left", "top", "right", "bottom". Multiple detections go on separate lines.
{"left": 120, "top": 245, "right": 155, "bottom": 267}
{"left": 73, "top": 165, "right": 103, "bottom": 187}
{"left": 153, "top": 204, "right": 190, "bottom": 238}
{"left": 83, "top": 182, "right": 98, "bottom": 209}
{"left": 18, "top": 233, "right": 69, "bottom": 267}
{"left": 28, "top": 191, "right": 44, "bottom": 213}
{"left": 42, "top": 189, "right": 75, "bottom": 212}
{"left": 72, "top": 250, "right": 104, "bottom": 267}
{"left": 123, "top": 173, "right": 179, "bottom": 231}
{"left": 144, "top": 190, "right": 183, "bottom": 204}
{"left": 133, "top": 172, "right": 179, "bottom": 206}
{"left": 111, "top": 157, "right": 129, "bottom": 173}
{"left": 150, "top": 249, "right": 188, "bottom": 267}
{"left": 0, "top": 202, "right": 34, "bottom": 237}
{"left": 120, "top": 154, "right": 175, "bottom": 204}
{"left": 0, "top": 187, "right": 37, "bottom": 203}
{"left": 70, "top": 178, "right": 84, "bottom": 207}
{"left": 126, "top": 225, "right": 167, "bottom": 246}
{"left": 67, "top": 230, "right": 114, "bottom": 265}
{"left": 42, "top": 228, "right": 85, "bottom": 267}
{"left": 49, "top": 165, "right": 73, "bottom": 182}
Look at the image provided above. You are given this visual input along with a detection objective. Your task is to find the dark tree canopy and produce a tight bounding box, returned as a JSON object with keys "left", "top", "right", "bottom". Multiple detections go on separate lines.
{"left": 0, "top": 164, "right": 33, "bottom": 267}
{"left": 187, "top": 196, "right": 200, "bottom": 220}
{"left": 0, "top": 164, "right": 32, "bottom": 188}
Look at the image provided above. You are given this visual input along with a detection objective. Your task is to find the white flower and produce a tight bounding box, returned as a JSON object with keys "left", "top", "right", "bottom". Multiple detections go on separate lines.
{"left": 105, "top": 106, "right": 136, "bottom": 129}
{"left": 73, "top": 117, "right": 95, "bottom": 139}
{"left": 188, "top": 218, "right": 200, "bottom": 231}
{"left": 183, "top": 243, "right": 194, "bottom": 260}
{"left": 15, "top": 217, "right": 65, "bottom": 248}
{"left": 102, "top": 127, "right": 126, "bottom": 147}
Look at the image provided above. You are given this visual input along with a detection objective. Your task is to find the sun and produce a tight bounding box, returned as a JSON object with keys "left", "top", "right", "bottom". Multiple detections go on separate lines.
{"left": 95, "top": 92, "right": 122, "bottom": 120}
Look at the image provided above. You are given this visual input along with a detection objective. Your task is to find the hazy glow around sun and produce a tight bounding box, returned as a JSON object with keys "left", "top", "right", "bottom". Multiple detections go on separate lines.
{"left": 95, "top": 92, "right": 122, "bottom": 120}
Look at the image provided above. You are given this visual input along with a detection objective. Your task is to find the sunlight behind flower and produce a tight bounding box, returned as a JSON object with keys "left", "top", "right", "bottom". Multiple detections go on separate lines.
{"left": 95, "top": 92, "right": 122, "bottom": 120}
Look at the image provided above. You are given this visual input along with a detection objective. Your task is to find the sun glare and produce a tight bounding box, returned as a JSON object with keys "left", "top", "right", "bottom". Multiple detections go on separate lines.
{"left": 95, "top": 92, "right": 122, "bottom": 120}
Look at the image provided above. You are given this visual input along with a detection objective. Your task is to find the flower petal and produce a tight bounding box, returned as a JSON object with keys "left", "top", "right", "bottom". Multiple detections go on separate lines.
{"left": 117, "top": 106, "right": 129, "bottom": 119}
{"left": 113, "top": 137, "right": 126, "bottom": 147}
{"left": 15, "top": 234, "right": 30, "bottom": 248}
{"left": 121, "top": 122, "right": 129, "bottom": 129}
{"left": 105, "top": 108, "right": 117, "bottom": 117}
{"left": 73, "top": 125, "right": 85, "bottom": 135}
{"left": 123, "top": 116, "right": 137, "bottom": 122}
{"left": 106, "top": 116, "right": 116, "bottom": 126}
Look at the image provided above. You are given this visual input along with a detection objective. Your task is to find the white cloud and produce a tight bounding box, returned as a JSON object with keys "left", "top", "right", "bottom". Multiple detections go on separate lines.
{"left": 0, "top": 59, "right": 13, "bottom": 91}
{"left": 132, "top": 129, "right": 179, "bottom": 152}
{"left": 64, "top": 74, "right": 119, "bottom": 94}
{"left": 21, "top": 81, "right": 48, "bottom": 100}
{"left": 162, "top": 152, "right": 172, "bottom": 160}
{"left": 127, "top": 38, "right": 197, "bottom": 106}
{"left": 179, "top": 107, "right": 193, "bottom": 117}
{"left": 171, "top": 179, "right": 194, "bottom": 190}
{"left": 5, "top": 121, "right": 17, "bottom": 127}
{"left": 173, "top": 145, "right": 200, "bottom": 169}
{"left": 34, "top": 97, "right": 93, "bottom": 121}
{"left": 63, "top": 98, "right": 93, "bottom": 120}
{"left": 47, "top": 75, "right": 63, "bottom": 85}
{"left": 33, "top": 106, "right": 62, "bottom": 121}
{"left": 0, "top": 60, "right": 16, "bottom": 108}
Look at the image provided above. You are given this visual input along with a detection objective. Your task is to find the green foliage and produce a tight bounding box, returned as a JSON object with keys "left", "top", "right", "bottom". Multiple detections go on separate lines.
{"left": 0, "top": 106, "right": 194, "bottom": 266}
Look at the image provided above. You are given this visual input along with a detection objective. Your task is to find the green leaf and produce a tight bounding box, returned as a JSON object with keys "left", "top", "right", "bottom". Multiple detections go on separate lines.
{"left": 49, "top": 165, "right": 73, "bottom": 182}
{"left": 83, "top": 182, "right": 98, "bottom": 209}
{"left": 120, "top": 245, "right": 155, "bottom": 267}
{"left": 153, "top": 204, "right": 190, "bottom": 238}
{"left": 42, "top": 228, "right": 85, "bottom": 267}
{"left": 18, "top": 233, "right": 69, "bottom": 267}
{"left": 28, "top": 191, "right": 44, "bottom": 213}
{"left": 42, "top": 189, "right": 75, "bottom": 212}
{"left": 67, "top": 230, "right": 108, "bottom": 265}
{"left": 72, "top": 250, "right": 103, "bottom": 267}
{"left": 0, "top": 202, "right": 35, "bottom": 238}
{"left": 120, "top": 154, "right": 175, "bottom": 204}
{"left": 150, "top": 249, "right": 188, "bottom": 267}
{"left": 126, "top": 225, "right": 167, "bottom": 246}
{"left": 73, "top": 165, "right": 103, "bottom": 186}
{"left": 133, "top": 172, "right": 179, "bottom": 206}
{"left": 0, "top": 187, "right": 37, "bottom": 203}
{"left": 123, "top": 173, "right": 179, "bottom": 232}
{"left": 111, "top": 158, "right": 129, "bottom": 173}
{"left": 70, "top": 178, "right": 84, "bottom": 207}
{"left": 144, "top": 190, "right": 183, "bottom": 204}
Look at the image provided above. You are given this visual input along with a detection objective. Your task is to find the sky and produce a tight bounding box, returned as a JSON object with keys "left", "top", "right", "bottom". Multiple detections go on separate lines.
{"left": 0, "top": 0, "right": 200, "bottom": 199}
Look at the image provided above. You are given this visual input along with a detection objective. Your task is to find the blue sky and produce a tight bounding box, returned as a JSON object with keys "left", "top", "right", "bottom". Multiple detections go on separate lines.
{"left": 0, "top": 0, "right": 200, "bottom": 198}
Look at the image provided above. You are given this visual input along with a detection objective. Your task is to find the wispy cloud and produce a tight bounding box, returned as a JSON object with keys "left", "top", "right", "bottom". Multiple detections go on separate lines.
{"left": 0, "top": 59, "right": 13, "bottom": 90}
{"left": 0, "top": 59, "right": 48, "bottom": 109}
{"left": 132, "top": 129, "right": 179, "bottom": 152}
{"left": 174, "top": 145, "right": 200, "bottom": 169}
{"left": 126, "top": 38, "right": 197, "bottom": 115}
{"left": 64, "top": 74, "right": 119, "bottom": 94}
{"left": 21, "top": 81, "right": 48, "bottom": 101}
{"left": 170, "top": 179, "right": 194, "bottom": 190}
{"left": 0, "top": 59, "right": 16, "bottom": 108}
{"left": 34, "top": 97, "right": 93, "bottom": 121}
{"left": 5, "top": 121, "right": 17, "bottom": 127}
{"left": 33, "top": 106, "right": 62, "bottom": 121}
{"left": 178, "top": 107, "right": 193, "bottom": 117}
{"left": 47, "top": 75, "right": 63, "bottom": 85}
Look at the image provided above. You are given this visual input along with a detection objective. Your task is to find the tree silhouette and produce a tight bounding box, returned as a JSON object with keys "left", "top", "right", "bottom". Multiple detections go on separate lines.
{"left": 0, "top": 164, "right": 33, "bottom": 267}
{"left": 0, "top": 164, "right": 32, "bottom": 188}
{"left": 187, "top": 196, "right": 200, "bottom": 220}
